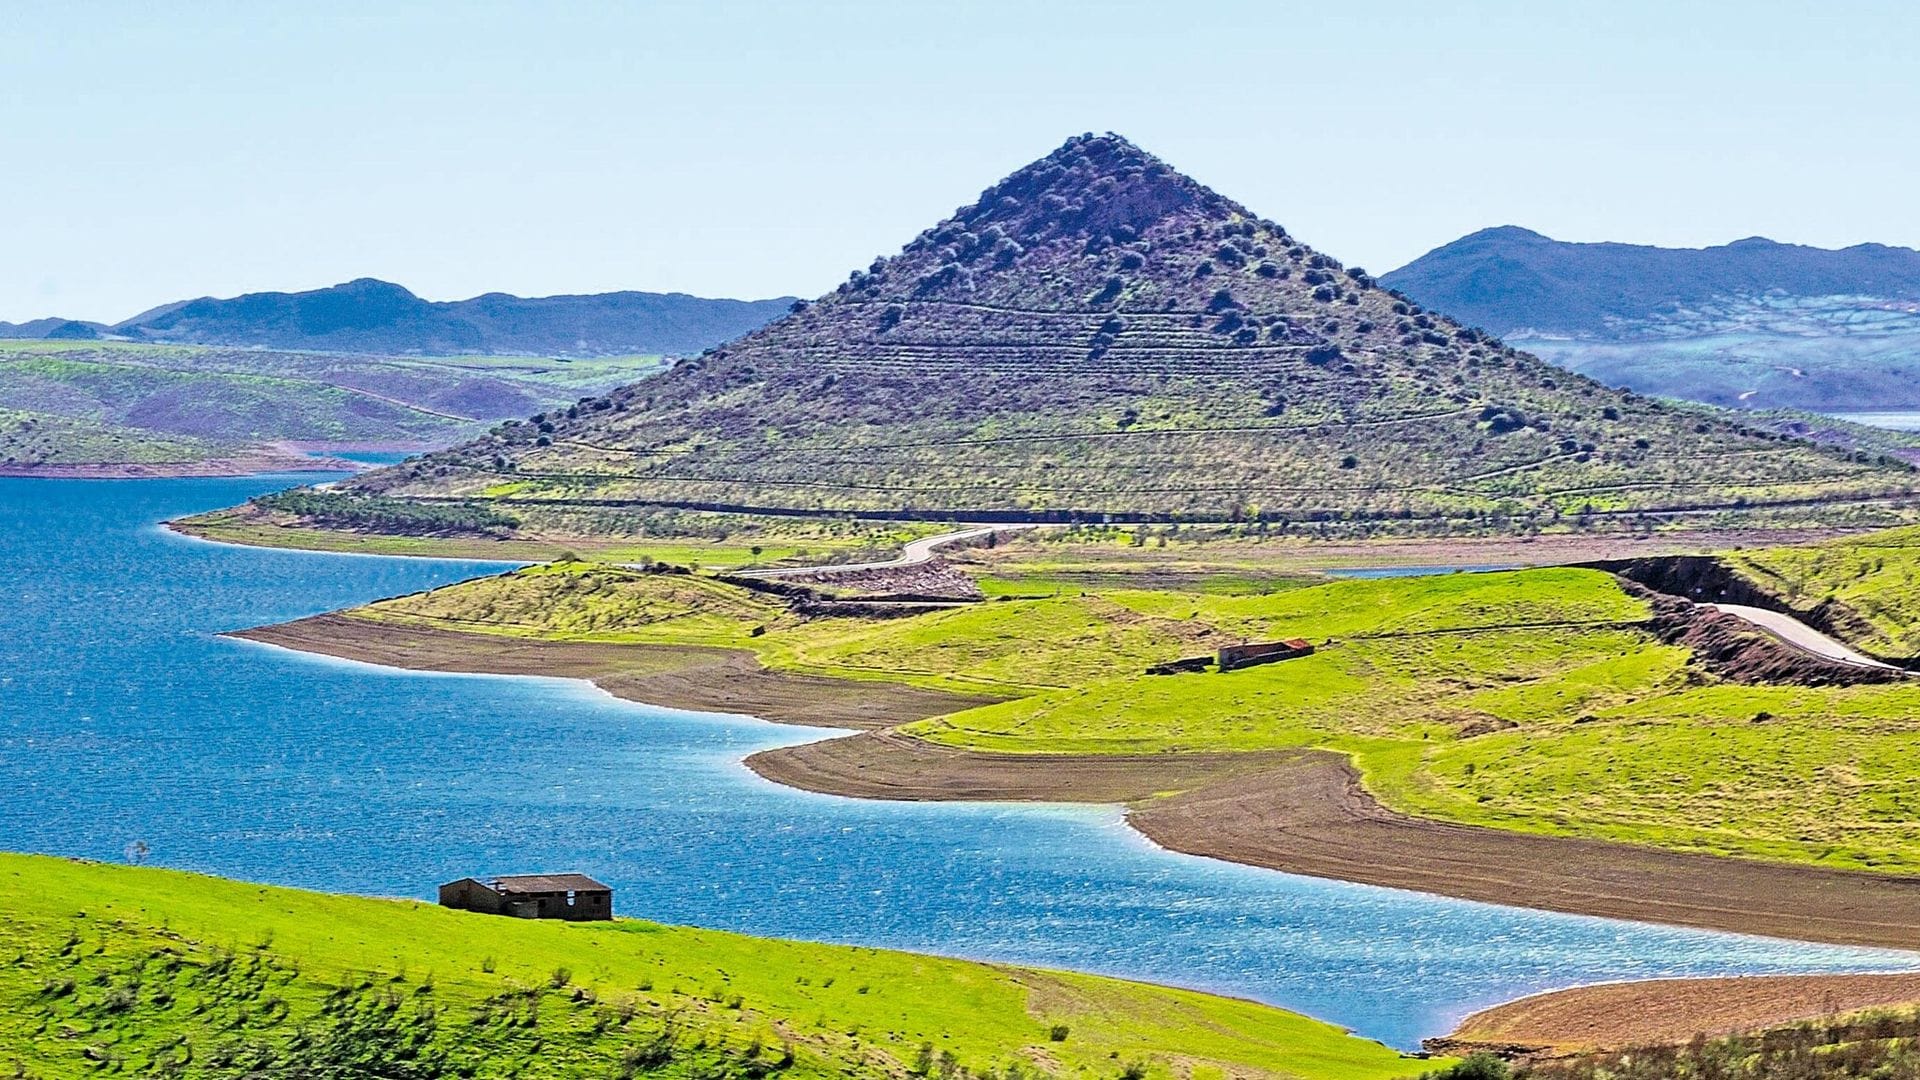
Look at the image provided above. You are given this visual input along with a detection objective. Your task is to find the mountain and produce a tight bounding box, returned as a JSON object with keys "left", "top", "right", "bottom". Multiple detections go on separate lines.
{"left": 1381, "top": 227, "right": 1920, "bottom": 337}
{"left": 0, "top": 317, "right": 105, "bottom": 339}
{"left": 98, "top": 279, "right": 795, "bottom": 356}
{"left": 1381, "top": 229, "right": 1920, "bottom": 411}
{"left": 342, "top": 135, "right": 1907, "bottom": 527}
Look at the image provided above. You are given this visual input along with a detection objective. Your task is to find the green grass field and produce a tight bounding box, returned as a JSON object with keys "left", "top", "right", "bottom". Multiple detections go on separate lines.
{"left": 342, "top": 558, "right": 1920, "bottom": 873}
{"left": 0, "top": 853, "right": 1424, "bottom": 1080}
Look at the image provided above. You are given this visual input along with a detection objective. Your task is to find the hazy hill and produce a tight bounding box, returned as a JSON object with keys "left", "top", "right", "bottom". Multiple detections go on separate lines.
{"left": 344, "top": 135, "right": 1908, "bottom": 528}
{"left": 1382, "top": 229, "right": 1920, "bottom": 411}
{"left": 0, "top": 340, "right": 665, "bottom": 473}
{"left": 0, "top": 317, "right": 105, "bottom": 339}
{"left": 107, "top": 277, "right": 795, "bottom": 357}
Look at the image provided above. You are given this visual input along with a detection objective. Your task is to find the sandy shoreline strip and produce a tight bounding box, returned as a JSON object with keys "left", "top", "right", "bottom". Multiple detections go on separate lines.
{"left": 1434, "top": 973, "right": 1920, "bottom": 1056}
{"left": 232, "top": 614, "right": 998, "bottom": 729}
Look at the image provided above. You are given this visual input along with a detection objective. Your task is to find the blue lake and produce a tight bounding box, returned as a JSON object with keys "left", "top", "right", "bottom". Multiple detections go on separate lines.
{"left": 1, "top": 474, "right": 1915, "bottom": 1050}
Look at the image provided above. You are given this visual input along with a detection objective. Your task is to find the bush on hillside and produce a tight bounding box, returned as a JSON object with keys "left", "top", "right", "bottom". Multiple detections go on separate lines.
{"left": 252, "top": 489, "right": 518, "bottom": 537}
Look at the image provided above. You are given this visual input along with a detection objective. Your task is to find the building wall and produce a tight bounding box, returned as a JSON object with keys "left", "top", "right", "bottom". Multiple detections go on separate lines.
{"left": 516, "top": 889, "right": 613, "bottom": 921}
{"left": 438, "top": 880, "right": 614, "bottom": 920}
{"left": 1217, "top": 641, "right": 1313, "bottom": 671}
{"left": 438, "top": 879, "right": 504, "bottom": 915}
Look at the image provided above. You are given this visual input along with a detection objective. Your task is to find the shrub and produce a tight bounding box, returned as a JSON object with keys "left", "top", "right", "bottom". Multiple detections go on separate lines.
{"left": 1423, "top": 1053, "right": 1509, "bottom": 1080}
{"left": 1048, "top": 1024, "right": 1069, "bottom": 1042}
{"left": 251, "top": 490, "right": 518, "bottom": 537}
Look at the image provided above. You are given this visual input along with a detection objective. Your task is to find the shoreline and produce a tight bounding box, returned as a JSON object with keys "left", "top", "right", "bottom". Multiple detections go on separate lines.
{"left": 0, "top": 454, "right": 357, "bottom": 480}
{"left": 231, "top": 614, "right": 999, "bottom": 730}
{"left": 1432, "top": 972, "right": 1920, "bottom": 1058}
{"left": 242, "top": 614, "right": 1920, "bottom": 955}
{"left": 229, "top": 613, "right": 1920, "bottom": 1054}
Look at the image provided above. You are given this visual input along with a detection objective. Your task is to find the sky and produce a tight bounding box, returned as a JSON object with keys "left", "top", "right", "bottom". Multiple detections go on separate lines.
{"left": 3, "top": 0, "right": 1917, "bottom": 323}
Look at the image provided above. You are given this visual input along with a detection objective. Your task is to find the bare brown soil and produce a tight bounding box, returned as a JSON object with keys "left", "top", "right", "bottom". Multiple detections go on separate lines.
{"left": 745, "top": 730, "right": 1302, "bottom": 802}
{"left": 231, "top": 615, "right": 998, "bottom": 729}
{"left": 754, "top": 737, "right": 1920, "bottom": 951}
{"left": 1435, "top": 973, "right": 1920, "bottom": 1056}
{"left": 1129, "top": 755, "right": 1920, "bottom": 950}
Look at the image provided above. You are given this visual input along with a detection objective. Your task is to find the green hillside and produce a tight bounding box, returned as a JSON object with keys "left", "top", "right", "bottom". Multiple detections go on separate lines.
{"left": 342, "top": 134, "right": 1911, "bottom": 533}
{"left": 340, "top": 559, "right": 1920, "bottom": 871}
{"left": 0, "top": 408, "right": 230, "bottom": 469}
{"left": 0, "top": 853, "right": 1422, "bottom": 1080}
{"left": 0, "top": 340, "right": 665, "bottom": 468}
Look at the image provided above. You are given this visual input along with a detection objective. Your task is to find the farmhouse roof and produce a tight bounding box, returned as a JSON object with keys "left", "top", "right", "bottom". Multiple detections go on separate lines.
{"left": 488, "top": 873, "right": 611, "bottom": 893}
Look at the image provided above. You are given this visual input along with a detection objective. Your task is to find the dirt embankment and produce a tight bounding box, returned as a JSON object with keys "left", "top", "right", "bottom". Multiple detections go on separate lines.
{"left": 231, "top": 615, "right": 997, "bottom": 729}
{"left": 745, "top": 730, "right": 1303, "bottom": 802}
{"left": 1432, "top": 973, "right": 1920, "bottom": 1058}
{"left": 1631, "top": 585, "right": 1905, "bottom": 686}
{"left": 752, "top": 735, "right": 1920, "bottom": 952}
{"left": 1598, "top": 555, "right": 1891, "bottom": 666}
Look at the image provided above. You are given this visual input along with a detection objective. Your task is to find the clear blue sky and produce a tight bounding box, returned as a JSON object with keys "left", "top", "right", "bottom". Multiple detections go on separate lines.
{"left": 4, "top": 0, "right": 1916, "bottom": 322}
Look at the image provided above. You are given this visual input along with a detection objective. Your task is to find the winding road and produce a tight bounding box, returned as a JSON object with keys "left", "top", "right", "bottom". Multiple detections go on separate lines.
{"left": 735, "top": 524, "right": 1034, "bottom": 579}
{"left": 1706, "top": 603, "right": 1902, "bottom": 671}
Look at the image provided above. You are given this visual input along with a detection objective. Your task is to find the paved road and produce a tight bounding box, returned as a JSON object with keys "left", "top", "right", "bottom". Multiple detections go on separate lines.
{"left": 734, "top": 524, "right": 1034, "bottom": 579}
{"left": 1707, "top": 603, "right": 1902, "bottom": 670}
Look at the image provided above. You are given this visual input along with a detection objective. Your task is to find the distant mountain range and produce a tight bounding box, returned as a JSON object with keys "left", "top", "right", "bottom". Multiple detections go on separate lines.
{"left": 1381, "top": 227, "right": 1920, "bottom": 337}
{"left": 334, "top": 133, "right": 1905, "bottom": 530}
{"left": 0, "top": 279, "right": 796, "bottom": 358}
{"left": 1381, "top": 228, "right": 1920, "bottom": 411}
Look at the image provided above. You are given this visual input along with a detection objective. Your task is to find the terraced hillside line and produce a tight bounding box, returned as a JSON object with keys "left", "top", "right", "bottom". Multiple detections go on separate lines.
{"left": 749, "top": 735, "right": 1920, "bottom": 951}
{"left": 1436, "top": 973, "right": 1920, "bottom": 1056}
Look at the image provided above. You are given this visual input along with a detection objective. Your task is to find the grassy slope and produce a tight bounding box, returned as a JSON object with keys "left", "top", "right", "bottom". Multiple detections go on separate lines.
{"left": 0, "top": 854, "right": 1421, "bottom": 1080}
{"left": 345, "top": 561, "right": 1920, "bottom": 872}
{"left": 1726, "top": 525, "right": 1920, "bottom": 659}
{"left": 0, "top": 408, "right": 229, "bottom": 467}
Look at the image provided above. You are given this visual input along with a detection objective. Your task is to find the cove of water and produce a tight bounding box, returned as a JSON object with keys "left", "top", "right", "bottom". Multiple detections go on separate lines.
{"left": 1829, "top": 411, "right": 1920, "bottom": 431}
{"left": 1, "top": 474, "right": 1915, "bottom": 1051}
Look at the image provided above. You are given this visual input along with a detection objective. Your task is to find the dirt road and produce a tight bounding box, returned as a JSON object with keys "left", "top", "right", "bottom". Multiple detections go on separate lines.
{"left": 1709, "top": 603, "right": 1902, "bottom": 670}
{"left": 735, "top": 525, "right": 1032, "bottom": 579}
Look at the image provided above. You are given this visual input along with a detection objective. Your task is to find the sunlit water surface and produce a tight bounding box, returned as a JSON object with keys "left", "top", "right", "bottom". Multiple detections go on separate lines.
{"left": 1, "top": 475, "right": 1914, "bottom": 1050}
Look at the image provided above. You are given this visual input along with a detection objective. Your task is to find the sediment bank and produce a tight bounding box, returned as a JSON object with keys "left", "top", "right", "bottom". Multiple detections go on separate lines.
{"left": 1432, "top": 973, "right": 1920, "bottom": 1057}
{"left": 239, "top": 614, "right": 1920, "bottom": 952}
{"left": 230, "top": 614, "right": 998, "bottom": 729}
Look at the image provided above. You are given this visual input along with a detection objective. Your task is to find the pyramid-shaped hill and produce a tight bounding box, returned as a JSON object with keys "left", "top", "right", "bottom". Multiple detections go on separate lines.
{"left": 350, "top": 134, "right": 1911, "bottom": 524}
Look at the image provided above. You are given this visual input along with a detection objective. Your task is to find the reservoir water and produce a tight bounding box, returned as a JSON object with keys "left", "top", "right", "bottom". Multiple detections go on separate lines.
{"left": 2, "top": 474, "right": 1916, "bottom": 1050}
